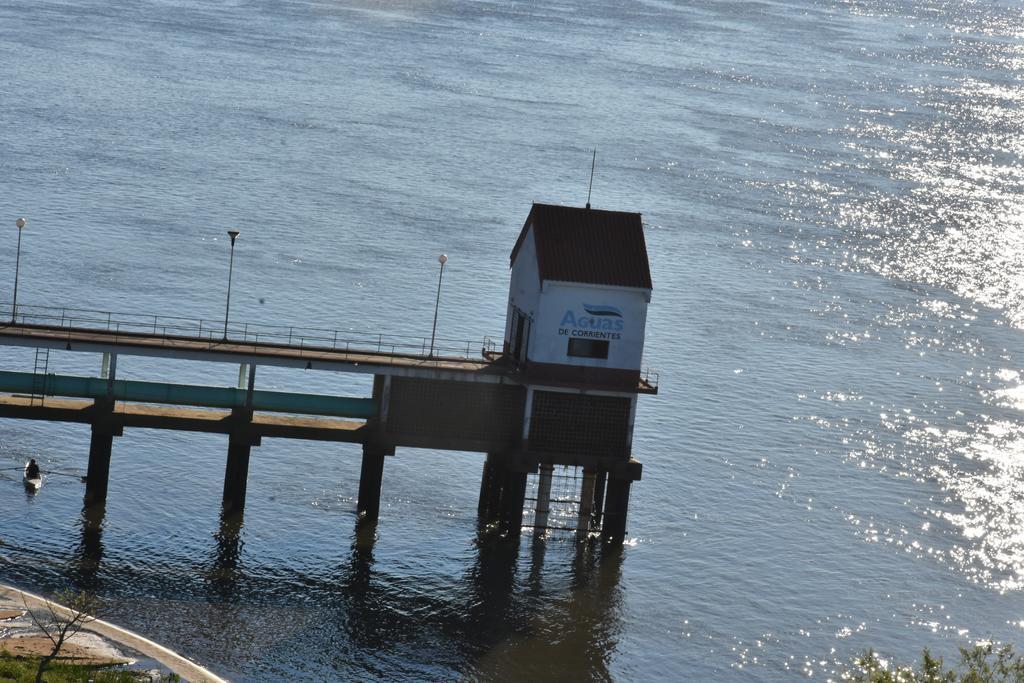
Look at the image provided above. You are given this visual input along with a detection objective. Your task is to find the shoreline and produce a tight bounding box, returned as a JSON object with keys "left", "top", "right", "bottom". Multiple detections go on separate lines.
{"left": 0, "top": 583, "right": 228, "bottom": 683}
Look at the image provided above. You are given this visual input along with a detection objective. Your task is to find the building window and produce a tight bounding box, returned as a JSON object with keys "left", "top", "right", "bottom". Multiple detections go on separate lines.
{"left": 567, "top": 338, "right": 609, "bottom": 359}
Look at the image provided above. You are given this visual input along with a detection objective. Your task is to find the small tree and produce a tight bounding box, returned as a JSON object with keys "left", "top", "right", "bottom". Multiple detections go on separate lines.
{"left": 22, "top": 590, "right": 99, "bottom": 683}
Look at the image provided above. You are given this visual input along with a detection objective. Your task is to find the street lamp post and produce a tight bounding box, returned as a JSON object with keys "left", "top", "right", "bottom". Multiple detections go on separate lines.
{"left": 429, "top": 253, "right": 448, "bottom": 357}
{"left": 11, "top": 217, "right": 26, "bottom": 324}
{"left": 223, "top": 230, "right": 240, "bottom": 340}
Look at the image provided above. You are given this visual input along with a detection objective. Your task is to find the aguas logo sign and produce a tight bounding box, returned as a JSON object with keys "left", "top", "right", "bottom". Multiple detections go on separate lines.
{"left": 559, "top": 304, "right": 624, "bottom": 340}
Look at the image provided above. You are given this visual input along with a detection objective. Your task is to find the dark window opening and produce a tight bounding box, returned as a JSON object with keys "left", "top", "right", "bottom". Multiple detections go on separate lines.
{"left": 567, "top": 338, "right": 609, "bottom": 359}
{"left": 512, "top": 314, "right": 526, "bottom": 361}
{"left": 507, "top": 307, "right": 531, "bottom": 364}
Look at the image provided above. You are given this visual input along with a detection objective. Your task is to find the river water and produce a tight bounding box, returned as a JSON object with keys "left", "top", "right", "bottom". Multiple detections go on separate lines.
{"left": 2, "top": 0, "right": 1024, "bottom": 680}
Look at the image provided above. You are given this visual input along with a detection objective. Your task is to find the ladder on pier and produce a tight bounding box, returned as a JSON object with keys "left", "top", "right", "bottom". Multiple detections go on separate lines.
{"left": 30, "top": 348, "right": 49, "bottom": 406}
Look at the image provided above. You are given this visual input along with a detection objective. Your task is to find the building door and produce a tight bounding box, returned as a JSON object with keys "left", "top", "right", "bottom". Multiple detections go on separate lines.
{"left": 510, "top": 309, "right": 530, "bottom": 362}
{"left": 513, "top": 316, "right": 525, "bottom": 359}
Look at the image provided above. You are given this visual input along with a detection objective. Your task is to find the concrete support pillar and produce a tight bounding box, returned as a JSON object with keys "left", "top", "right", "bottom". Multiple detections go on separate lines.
{"left": 499, "top": 469, "right": 528, "bottom": 537}
{"left": 222, "top": 435, "right": 251, "bottom": 515}
{"left": 478, "top": 453, "right": 505, "bottom": 520}
{"left": 357, "top": 445, "right": 387, "bottom": 521}
{"left": 592, "top": 470, "right": 608, "bottom": 528}
{"left": 222, "top": 408, "right": 257, "bottom": 515}
{"left": 533, "top": 464, "right": 554, "bottom": 532}
{"left": 601, "top": 477, "right": 633, "bottom": 545}
{"left": 576, "top": 468, "right": 597, "bottom": 539}
{"left": 84, "top": 430, "right": 113, "bottom": 507}
{"left": 357, "top": 376, "right": 390, "bottom": 524}
{"left": 84, "top": 399, "right": 121, "bottom": 507}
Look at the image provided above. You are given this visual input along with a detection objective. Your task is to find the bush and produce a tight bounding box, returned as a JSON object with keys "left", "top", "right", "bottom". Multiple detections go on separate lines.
{"left": 846, "top": 643, "right": 1024, "bottom": 682}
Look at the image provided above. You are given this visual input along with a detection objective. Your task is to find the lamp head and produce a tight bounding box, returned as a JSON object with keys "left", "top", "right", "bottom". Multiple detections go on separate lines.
{"left": 15, "top": 218, "right": 26, "bottom": 230}
{"left": 438, "top": 254, "right": 448, "bottom": 265}
{"left": 227, "top": 229, "right": 240, "bottom": 244}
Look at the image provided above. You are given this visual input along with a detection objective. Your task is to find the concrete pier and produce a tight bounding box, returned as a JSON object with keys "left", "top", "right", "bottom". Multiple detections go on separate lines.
{"left": 0, "top": 315, "right": 652, "bottom": 546}
{"left": 0, "top": 293, "right": 650, "bottom": 550}
{"left": 222, "top": 408, "right": 258, "bottom": 514}
{"left": 84, "top": 398, "right": 121, "bottom": 507}
{"left": 357, "top": 445, "right": 388, "bottom": 521}
{"left": 0, "top": 202, "right": 658, "bottom": 552}
{"left": 576, "top": 468, "right": 597, "bottom": 539}
{"left": 601, "top": 476, "right": 632, "bottom": 544}
{"left": 533, "top": 463, "right": 554, "bottom": 532}
{"left": 478, "top": 453, "right": 505, "bottom": 520}
{"left": 592, "top": 470, "right": 608, "bottom": 528}
{"left": 498, "top": 468, "right": 528, "bottom": 537}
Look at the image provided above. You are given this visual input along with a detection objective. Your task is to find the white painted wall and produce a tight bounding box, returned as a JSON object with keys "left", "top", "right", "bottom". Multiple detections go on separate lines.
{"left": 504, "top": 224, "right": 541, "bottom": 343}
{"left": 530, "top": 281, "right": 649, "bottom": 370}
{"left": 504, "top": 222, "right": 651, "bottom": 371}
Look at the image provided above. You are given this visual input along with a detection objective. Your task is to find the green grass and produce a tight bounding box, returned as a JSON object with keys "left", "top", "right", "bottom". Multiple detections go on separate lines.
{"left": 0, "top": 652, "right": 179, "bottom": 683}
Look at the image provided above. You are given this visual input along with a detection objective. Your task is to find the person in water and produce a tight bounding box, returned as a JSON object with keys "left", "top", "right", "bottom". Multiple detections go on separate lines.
{"left": 25, "top": 459, "right": 40, "bottom": 479}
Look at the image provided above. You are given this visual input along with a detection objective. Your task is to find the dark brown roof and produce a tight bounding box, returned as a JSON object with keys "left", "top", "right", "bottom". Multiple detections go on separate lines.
{"left": 510, "top": 203, "right": 653, "bottom": 290}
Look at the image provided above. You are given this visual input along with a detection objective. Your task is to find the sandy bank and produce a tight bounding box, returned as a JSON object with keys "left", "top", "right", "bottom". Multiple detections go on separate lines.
{"left": 0, "top": 583, "right": 228, "bottom": 683}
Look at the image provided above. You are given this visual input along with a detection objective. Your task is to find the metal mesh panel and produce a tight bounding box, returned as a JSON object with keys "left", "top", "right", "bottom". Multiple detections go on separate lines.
{"left": 528, "top": 391, "right": 630, "bottom": 456}
{"left": 523, "top": 465, "right": 586, "bottom": 533}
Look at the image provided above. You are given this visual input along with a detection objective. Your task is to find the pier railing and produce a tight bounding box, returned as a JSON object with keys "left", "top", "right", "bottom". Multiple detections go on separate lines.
{"left": 0, "top": 303, "right": 659, "bottom": 388}
{"left": 0, "top": 303, "right": 488, "bottom": 360}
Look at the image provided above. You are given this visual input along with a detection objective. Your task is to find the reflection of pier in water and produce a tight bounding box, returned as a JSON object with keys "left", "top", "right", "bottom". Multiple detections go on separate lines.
{"left": 70, "top": 504, "right": 106, "bottom": 590}
{"left": 62, "top": 483, "right": 626, "bottom": 680}
{"left": 228, "top": 518, "right": 622, "bottom": 679}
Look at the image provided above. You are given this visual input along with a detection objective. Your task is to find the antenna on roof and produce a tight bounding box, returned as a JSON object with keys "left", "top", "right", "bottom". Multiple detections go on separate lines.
{"left": 586, "top": 149, "right": 596, "bottom": 209}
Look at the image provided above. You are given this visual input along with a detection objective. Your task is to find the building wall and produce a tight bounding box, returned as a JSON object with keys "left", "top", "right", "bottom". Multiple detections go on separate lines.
{"left": 529, "top": 281, "right": 650, "bottom": 371}
{"left": 503, "top": 224, "right": 540, "bottom": 348}
{"left": 385, "top": 377, "right": 526, "bottom": 450}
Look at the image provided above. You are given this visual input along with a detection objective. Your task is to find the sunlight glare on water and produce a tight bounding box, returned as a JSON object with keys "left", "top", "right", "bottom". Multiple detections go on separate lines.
{"left": 2, "top": 0, "right": 1024, "bottom": 680}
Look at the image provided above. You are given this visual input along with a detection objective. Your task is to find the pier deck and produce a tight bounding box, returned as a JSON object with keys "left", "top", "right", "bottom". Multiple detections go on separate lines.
{"left": 0, "top": 322, "right": 657, "bottom": 393}
{"left": 0, "top": 322, "right": 507, "bottom": 382}
{"left": 0, "top": 395, "right": 367, "bottom": 442}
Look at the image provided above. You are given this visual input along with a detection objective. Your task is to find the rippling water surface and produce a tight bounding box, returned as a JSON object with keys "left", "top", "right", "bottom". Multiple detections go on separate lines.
{"left": 2, "top": 0, "right": 1024, "bottom": 679}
